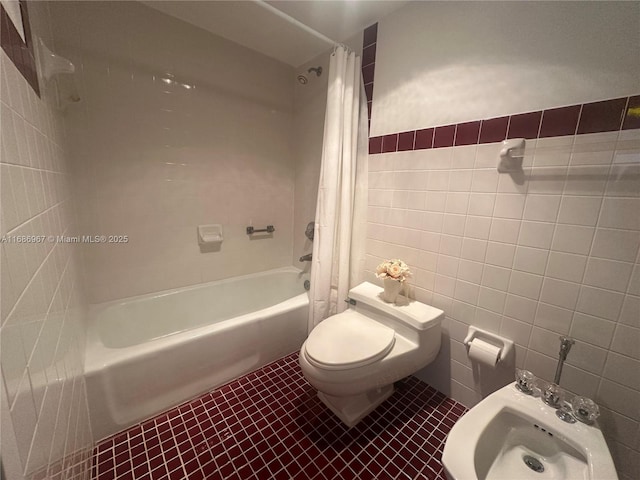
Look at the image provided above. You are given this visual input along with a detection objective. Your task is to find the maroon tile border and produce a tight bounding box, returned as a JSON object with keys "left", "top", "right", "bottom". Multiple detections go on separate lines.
{"left": 434, "top": 125, "right": 456, "bottom": 148}
{"left": 0, "top": 1, "right": 39, "bottom": 96}
{"left": 397, "top": 131, "right": 415, "bottom": 151}
{"left": 455, "top": 121, "right": 481, "bottom": 146}
{"left": 479, "top": 116, "right": 509, "bottom": 144}
{"left": 623, "top": 95, "right": 640, "bottom": 130}
{"left": 363, "top": 23, "right": 378, "bottom": 49}
{"left": 362, "top": 23, "right": 378, "bottom": 130}
{"left": 369, "top": 136, "right": 382, "bottom": 154}
{"left": 382, "top": 133, "right": 398, "bottom": 153}
{"left": 507, "top": 111, "right": 542, "bottom": 140}
{"left": 415, "top": 128, "right": 434, "bottom": 150}
{"left": 369, "top": 94, "right": 640, "bottom": 154}
{"left": 577, "top": 97, "right": 627, "bottom": 134}
{"left": 539, "top": 104, "right": 581, "bottom": 138}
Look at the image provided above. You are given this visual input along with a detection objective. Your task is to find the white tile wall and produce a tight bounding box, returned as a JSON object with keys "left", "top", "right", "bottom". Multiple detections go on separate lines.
{"left": 1, "top": 35, "right": 92, "bottom": 480}
{"left": 365, "top": 130, "right": 640, "bottom": 479}
{"left": 48, "top": 2, "right": 296, "bottom": 303}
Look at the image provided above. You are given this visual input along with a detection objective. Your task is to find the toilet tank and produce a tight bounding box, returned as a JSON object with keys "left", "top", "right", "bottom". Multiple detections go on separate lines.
{"left": 348, "top": 282, "right": 443, "bottom": 345}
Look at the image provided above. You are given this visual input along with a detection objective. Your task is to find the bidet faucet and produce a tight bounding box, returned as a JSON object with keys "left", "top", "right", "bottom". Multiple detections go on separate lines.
{"left": 299, "top": 253, "right": 312, "bottom": 262}
{"left": 554, "top": 336, "right": 575, "bottom": 385}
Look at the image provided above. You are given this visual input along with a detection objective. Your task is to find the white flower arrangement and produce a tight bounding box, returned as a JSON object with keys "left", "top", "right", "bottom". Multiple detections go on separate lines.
{"left": 375, "top": 258, "right": 412, "bottom": 283}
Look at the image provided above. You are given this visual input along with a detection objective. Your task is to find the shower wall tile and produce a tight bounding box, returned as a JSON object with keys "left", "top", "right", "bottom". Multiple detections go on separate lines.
{"left": 1, "top": 36, "right": 92, "bottom": 480}
{"left": 365, "top": 128, "right": 640, "bottom": 478}
{"left": 48, "top": 2, "right": 296, "bottom": 303}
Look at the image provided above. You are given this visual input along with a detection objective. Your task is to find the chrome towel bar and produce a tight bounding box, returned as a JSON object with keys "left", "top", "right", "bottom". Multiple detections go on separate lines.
{"left": 246, "top": 225, "right": 275, "bottom": 235}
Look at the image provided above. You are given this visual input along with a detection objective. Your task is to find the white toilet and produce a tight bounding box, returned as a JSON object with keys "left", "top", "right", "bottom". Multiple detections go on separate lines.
{"left": 299, "top": 282, "right": 443, "bottom": 427}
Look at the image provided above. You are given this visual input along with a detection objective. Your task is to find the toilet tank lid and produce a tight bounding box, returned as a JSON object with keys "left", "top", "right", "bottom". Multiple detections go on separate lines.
{"left": 349, "top": 282, "right": 444, "bottom": 330}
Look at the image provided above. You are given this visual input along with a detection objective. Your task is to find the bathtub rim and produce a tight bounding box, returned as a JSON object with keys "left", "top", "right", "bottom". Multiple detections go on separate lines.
{"left": 88, "top": 265, "right": 306, "bottom": 314}
{"left": 85, "top": 266, "right": 309, "bottom": 372}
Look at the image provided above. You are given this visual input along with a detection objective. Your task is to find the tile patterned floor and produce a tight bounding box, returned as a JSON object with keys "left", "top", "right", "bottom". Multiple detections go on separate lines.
{"left": 92, "top": 353, "right": 467, "bottom": 480}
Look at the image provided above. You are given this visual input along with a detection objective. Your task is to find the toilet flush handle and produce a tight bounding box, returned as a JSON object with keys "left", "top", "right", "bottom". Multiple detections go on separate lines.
{"left": 344, "top": 297, "right": 357, "bottom": 306}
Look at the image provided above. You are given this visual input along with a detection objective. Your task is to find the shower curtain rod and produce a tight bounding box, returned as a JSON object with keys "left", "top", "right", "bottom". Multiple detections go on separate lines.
{"left": 252, "top": 0, "right": 337, "bottom": 47}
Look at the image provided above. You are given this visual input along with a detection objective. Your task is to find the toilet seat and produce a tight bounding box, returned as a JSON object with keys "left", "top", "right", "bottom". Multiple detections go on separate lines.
{"left": 305, "top": 310, "right": 395, "bottom": 371}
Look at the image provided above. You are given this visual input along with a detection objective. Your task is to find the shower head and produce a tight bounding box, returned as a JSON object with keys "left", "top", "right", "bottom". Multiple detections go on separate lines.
{"left": 296, "top": 66, "right": 322, "bottom": 85}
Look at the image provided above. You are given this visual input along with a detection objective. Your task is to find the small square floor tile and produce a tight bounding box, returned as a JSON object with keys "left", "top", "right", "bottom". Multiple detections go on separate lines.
{"left": 92, "top": 353, "right": 466, "bottom": 480}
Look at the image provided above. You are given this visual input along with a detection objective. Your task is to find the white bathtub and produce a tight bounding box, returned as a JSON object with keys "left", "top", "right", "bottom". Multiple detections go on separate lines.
{"left": 84, "top": 267, "right": 308, "bottom": 441}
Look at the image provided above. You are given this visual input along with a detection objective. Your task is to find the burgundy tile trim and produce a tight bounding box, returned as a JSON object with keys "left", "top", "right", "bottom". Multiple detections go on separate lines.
{"left": 369, "top": 136, "right": 382, "bottom": 154}
{"left": 0, "top": 1, "right": 39, "bottom": 96}
{"left": 507, "top": 111, "right": 542, "bottom": 139}
{"left": 363, "top": 23, "right": 378, "bottom": 48}
{"left": 415, "top": 128, "right": 434, "bottom": 150}
{"left": 362, "top": 43, "right": 377, "bottom": 68}
{"left": 455, "top": 121, "right": 481, "bottom": 146}
{"left": 362, "top": 63, "right": 375, "bottom": 86}
{"left": 369, "top": 95, "right": 640, "bottom": 154}
{"left": 479, "top": 116, "right": 509, "bottom": 144}
{"left": 362, "top": 23, "right": 378, "bottom": 128}
{"left": 433, "top": 125, "right": 456, "bottom": 148}
{"left": 622, "top": 95, "right": 640, "bottom": 130}
{"left": 577, "top": 97, "right": 627, "bottom": 134}
{"left": 382, "top": 133, "right": 398, "bottom": 153}
{"left": 397, "top": 131, "right": 416, "bottom": 151}
{"left": 364, "top": 83, "right": 374, "bottom": 103}
{"left": 539, "top": 104, "right": 581, "bottom": 138}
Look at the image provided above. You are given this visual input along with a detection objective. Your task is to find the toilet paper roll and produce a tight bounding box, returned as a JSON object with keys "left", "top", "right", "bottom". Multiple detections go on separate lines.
{"left": 468, "top": 338, "right": 501, "bottom": 368}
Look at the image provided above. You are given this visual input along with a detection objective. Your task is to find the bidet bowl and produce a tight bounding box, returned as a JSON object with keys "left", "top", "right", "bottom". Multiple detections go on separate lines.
{"left": 442, "top": 382, "right": 618, "bottom": 480}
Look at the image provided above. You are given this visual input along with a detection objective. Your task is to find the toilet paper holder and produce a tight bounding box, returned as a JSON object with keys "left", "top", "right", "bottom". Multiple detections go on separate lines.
{"left": 463, "top": 326, "right": 514, "bottom": 363}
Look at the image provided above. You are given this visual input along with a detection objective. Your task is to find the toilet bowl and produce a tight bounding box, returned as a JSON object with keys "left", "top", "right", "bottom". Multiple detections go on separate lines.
{"left": 299, "top": 282, "right": 443, "bottom": 427}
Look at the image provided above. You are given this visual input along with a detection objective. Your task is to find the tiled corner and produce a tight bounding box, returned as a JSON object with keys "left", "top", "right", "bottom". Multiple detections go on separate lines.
{"left": 92, "top": 352, "right": 467, "bottom": 480}
{"left": 1, "top": 27, "right": 92, "bottom": 480}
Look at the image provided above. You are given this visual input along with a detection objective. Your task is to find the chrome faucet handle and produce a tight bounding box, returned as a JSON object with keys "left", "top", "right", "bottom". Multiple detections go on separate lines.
{"left": 541, "top": 382, "right": 564, "bottom": 409}
{"left": 572, "top": 396, "right": 600, "bottom": 424}
{"left": 515, "top": 369, "right": 536, "bottom": 395}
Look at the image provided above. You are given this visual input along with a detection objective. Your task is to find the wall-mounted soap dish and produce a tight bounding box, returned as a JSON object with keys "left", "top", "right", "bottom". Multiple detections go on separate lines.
{"left": 198, "top": 224, "right": 223, "bottom": 245}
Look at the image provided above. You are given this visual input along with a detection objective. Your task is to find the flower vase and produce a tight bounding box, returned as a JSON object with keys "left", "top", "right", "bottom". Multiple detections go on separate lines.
{"left": 382, "top": 277, "right": 403, "bottom": 303}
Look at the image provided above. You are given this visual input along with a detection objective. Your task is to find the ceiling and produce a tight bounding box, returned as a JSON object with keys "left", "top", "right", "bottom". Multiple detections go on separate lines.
{"left": 141, "top": 1, "right": 408, "bottom": 67}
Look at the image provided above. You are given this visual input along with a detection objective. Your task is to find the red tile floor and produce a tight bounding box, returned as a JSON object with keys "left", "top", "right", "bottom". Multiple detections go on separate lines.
{"left": 92, "top": 352, "right": 467, "bottom": 480}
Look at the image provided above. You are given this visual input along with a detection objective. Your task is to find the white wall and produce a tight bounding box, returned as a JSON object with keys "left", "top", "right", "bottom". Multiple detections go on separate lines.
{"left": 49, "top": 1, "right": 296, "bottom": 303}
{"left": 371, "top": 1, "right": 640, "bottom": 136}
{"left": 0, "top": 3, "right": 93, "bottom": 479}
{"left": 367, "top": 2, "right": 639, "bottom": 479}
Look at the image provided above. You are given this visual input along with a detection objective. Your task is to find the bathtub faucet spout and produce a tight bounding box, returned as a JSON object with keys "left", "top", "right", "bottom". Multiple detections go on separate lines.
{"left": 299, "top": 253, "right": 312, "bottom": 262}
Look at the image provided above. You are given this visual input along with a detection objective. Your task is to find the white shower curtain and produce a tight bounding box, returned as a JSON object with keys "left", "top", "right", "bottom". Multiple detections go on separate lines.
{"left": 308, "top": 46, "right": 368, "bottom": 332}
